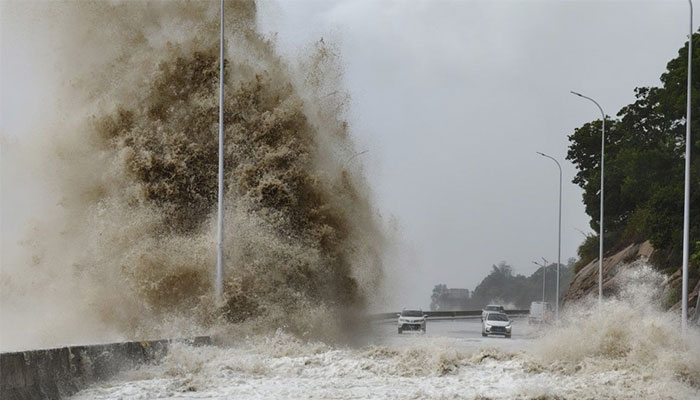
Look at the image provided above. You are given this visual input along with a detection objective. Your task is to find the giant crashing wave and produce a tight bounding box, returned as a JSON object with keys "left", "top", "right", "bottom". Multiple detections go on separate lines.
{"left": 2, "top": 0, "right": 384, "bottom": 349}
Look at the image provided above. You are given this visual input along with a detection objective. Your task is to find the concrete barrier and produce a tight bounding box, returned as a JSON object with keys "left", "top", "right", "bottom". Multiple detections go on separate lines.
{"left": 0, "top": 336, "right": 210, "bottom": 400}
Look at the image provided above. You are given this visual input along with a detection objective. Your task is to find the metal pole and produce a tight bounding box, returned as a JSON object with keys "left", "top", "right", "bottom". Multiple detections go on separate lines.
{"left": 557, "top": 162, "right": 562, "bottom": 317}
{"left": 543, "top": 260, "right": 546, "bottom": 303}
{"left": 537, "top": 152, "right": 563, "bottom": 319}
{"left": 571, "top": 91, "right": 605, "bottom": 307}
{"left": 682, "top": 0, "right": 693, "bottom": 333}
{"left": 216, "top": 0, "right": 224, "bottom": 301}
{"left": 542, "top": 257, "right": 548, "bottom": 303}
{"left": 533, "top": 259, "right": 548, "bottom": 303}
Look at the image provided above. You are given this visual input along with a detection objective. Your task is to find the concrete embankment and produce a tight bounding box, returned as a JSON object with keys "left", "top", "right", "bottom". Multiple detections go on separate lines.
{"left": 0, "top": 336, "right": 210, "bottom": 400}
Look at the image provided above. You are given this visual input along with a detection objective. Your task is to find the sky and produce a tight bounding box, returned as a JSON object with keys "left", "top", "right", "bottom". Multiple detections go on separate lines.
{"left": 255, "top": 0, "right": 698, "bottom": 309}
{"left": 2, "top": 0, "right": 698, "bottom": 311}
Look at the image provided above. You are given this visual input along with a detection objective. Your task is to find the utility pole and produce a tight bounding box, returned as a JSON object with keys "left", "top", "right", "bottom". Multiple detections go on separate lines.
{"left": 533, "top": 258, "right": 549, "bottom": 303}
{"left": 571, "top": 91, "right": 605, "bottom": 307}
{"left": 681, "top": 0, "right": 693, "bottom": 334}
{"left": 537, "top": 151, "right": 563, "bottom": 319}
{"left": 216, "top": 0, "right": 225, "bottom": 301}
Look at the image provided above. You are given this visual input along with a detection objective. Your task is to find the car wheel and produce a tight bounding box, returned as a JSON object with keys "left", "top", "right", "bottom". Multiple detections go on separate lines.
{"left": 506, "top": 334, "right": 511, "bottom": 338}
{"left": 398, "top": 328, "right": 402, "bottom": 334}
{"left": 482, "top": 332, "right": 487, "bottom": 337}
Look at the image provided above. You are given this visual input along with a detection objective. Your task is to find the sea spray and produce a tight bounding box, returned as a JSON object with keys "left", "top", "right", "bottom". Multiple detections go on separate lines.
{"left": 72, "top": 264, "right": 699, "bottom": 399}
{"left": 1, "top": 0, "right": 384, "bottom": 351}
{"left": 531, "top": 263, "right": 700, "bottom": 390}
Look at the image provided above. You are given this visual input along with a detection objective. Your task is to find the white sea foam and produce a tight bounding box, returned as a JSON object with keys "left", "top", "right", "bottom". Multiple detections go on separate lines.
{"left": 71, "top": 334, "right": 698, "bottom": 399}
{"left": 71, "top": 265, "right": 700, "bottom": 399}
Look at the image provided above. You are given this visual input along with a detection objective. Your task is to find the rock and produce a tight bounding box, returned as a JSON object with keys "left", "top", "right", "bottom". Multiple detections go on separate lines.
{"left": 563, "top": 240, "right": 699, "bottom": 320}
{"left": 563, "top": 241, "right": 653, "bottom": 304}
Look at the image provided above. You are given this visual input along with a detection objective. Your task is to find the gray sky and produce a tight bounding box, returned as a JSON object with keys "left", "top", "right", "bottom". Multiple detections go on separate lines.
{"left": 2, "top": 0, "right": 697, "bottom": 311}
{"left": 256, "top": 0, "right": 698, "bottom": 309}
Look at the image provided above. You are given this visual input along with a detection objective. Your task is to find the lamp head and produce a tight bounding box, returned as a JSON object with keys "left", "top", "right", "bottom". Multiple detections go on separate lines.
{"left": 570, "top": 91, "right": 583, "bottom": 97}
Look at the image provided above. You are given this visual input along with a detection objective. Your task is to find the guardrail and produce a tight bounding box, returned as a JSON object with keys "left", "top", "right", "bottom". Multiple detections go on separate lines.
{"left": 370, "top": 309, "right": 530, "bottom": 321}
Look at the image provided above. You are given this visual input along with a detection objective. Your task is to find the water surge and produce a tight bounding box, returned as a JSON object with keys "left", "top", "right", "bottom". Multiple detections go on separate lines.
{"left": 1, "top": 0, "right": 384, "bottom": 351}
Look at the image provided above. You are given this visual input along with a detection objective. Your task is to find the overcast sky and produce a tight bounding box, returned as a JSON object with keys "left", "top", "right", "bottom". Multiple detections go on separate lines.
{"left": 2, "top": 0, "right": 698, "bottom": 311}
{"left": 256, "top": 0, "right": 697, "bottom": 309}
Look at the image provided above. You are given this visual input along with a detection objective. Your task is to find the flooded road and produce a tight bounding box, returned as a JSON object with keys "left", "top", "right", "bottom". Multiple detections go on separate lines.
{"left": 70, "top": 318, "right": 700, "bottom": 400}
{"left": 374, "top": 316, "right": 536, "bottom": 350}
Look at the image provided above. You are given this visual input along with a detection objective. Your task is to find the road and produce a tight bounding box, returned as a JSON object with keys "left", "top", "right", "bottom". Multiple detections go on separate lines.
{"left": 372, "top": 316, "right": 538, "bottom": 351}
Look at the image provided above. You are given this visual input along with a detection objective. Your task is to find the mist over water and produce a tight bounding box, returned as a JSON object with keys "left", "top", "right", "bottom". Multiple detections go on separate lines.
{"left": 1, "top": 0, "right": 384, "bottom": 351}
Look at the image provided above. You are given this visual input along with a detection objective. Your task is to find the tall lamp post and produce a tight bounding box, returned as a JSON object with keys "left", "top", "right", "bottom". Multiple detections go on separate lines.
{"left": 571, "top": 91, "right": 605, "bottom": 307}
{"left": 682, "top": 0, "right": 693, "bottom": 333}
{"left": 533, "top": 258, "right": 549, "bottom": 303}
{"left": 537, "top": 151, "right": 562, "bottom": 320}
{"left": 216, "top": 0, "right": 225, "bottom": 301}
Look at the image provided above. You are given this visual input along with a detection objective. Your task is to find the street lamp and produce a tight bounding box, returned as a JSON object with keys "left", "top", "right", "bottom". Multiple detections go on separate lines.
{"left": 216, "top": 0, "right": 225, "bottom": 301}
{"left": 537, "top": 151, "right": 562, "bottom": 320}
{"left": 533, "top": 258, "right": 549, "bottom": 303}
{"left": 681, "top": 0, "right": 693, "bottom": 333}
{"left": 571, "top": 91, "right": 605, "bottom": 307}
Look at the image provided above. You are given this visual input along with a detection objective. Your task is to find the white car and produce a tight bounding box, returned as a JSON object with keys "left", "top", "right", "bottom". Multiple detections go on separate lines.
{"left": 481, "top": 312, "right": 512, "bottom": 338}
{"left": 397, "top": 309, "right": 427, "bottom": 334}
{"left": 481, "top": 304, "right": 505, "bottom": 321}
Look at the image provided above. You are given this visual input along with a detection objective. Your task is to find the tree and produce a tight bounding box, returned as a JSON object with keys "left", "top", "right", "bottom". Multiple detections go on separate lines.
{"left": 567, "top": 33, "right": 700, "bottom": 271}
{"left": 430, "top": 284, "right": 447, "bottom": 311}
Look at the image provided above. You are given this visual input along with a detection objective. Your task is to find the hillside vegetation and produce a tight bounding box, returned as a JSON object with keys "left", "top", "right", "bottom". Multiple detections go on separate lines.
{"left": 567, "top": 32, "right": 700, "bottom": 276}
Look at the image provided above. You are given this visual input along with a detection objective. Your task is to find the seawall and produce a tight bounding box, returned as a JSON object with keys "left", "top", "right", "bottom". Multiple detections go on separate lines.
{"left": 0, "top": 336, "right": 211, "bottom": 400}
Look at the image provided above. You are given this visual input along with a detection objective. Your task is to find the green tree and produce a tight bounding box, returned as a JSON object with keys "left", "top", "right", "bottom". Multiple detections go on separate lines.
{"left": 567, "top": 33, "right": 700, "bottom": 271}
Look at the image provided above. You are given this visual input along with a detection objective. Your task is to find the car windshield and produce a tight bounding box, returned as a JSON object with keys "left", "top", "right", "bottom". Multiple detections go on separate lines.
{"left": 485, "top": 306, "right": 503, "bottom": 311}
{"left": 487, "top": 313, "right": 509, "bottom": 321}
{"left": 401, "top": 310, "right": 423, "bottom": 317}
